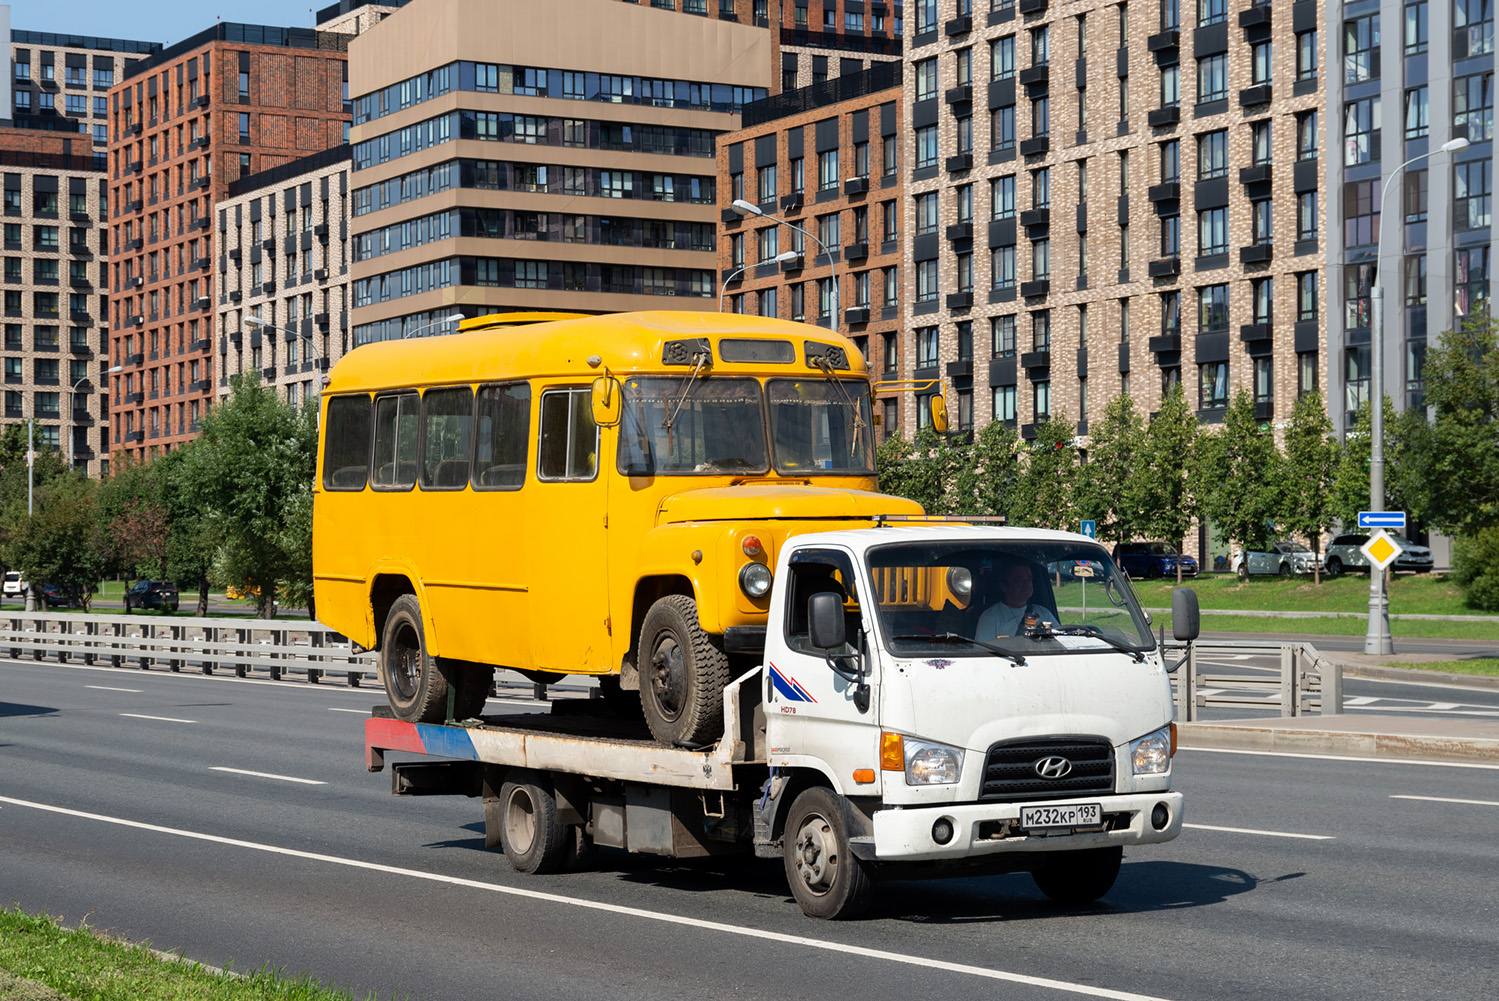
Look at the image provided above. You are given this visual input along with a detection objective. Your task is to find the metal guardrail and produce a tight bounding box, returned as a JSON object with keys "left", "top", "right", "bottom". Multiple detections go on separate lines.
{"left": 0, "top": 611, "right": 377, "bottom": 685}
{"left": 1166, "top": 639, "right": 1343, "bottom": 721}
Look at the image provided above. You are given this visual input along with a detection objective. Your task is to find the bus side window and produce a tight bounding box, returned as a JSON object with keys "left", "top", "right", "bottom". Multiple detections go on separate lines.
{"left": 372, "top": 393, "right": 419, "bottom": 490}
{"left": 322, "top": 395, "right": 371, "bottom": 491}
{"left": 473, "top": 382, "right": 531, "bottom": 490}
{"left": 538, "top": 388, "right": 598, "bottom": 482}
{"left": 419, "top": 387, "right": 474, "bottom": 490}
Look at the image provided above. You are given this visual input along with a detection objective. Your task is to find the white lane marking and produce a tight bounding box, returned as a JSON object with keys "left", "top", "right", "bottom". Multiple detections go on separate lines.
{"left": 209, "top": 767, "right": 326, "bottom": 786}
{"left": 1343, "top": 696, "right": 1380, "bottom": 706}
{"left": 1183, "top": 823, "right": 1334, "bottom": 841}
{"left": 1180, "top": 747, "right": 1499, "bottom": 771}
{"left": 0, "top": 795, "right": 1175, "bottom": 1001}
{"left": 1343, "top": 705, "right": 1499, "bottom": 718}
{"left": 87, "top": 685, "right": 143, "bottom": 693}
{"left": 1390, "top": 794, "right": 1499, "bottom": 808}
{"left": 119, "top": 713, "right": 197, "bottom": 724}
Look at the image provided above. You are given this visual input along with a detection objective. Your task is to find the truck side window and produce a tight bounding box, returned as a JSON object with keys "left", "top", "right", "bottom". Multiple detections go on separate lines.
{"left": 538, "top": 388, "right": 598, "bottom": 481}
{"left": 322, "top": 394, "right": 371, "bottom": 491}
{"left": 420, "top": 387, "right": 474, "bottom": 490}
{"left": 473, "top": 382, "right": 531, "bottom": 490}
{"left": 372, "top": 392, "right": 419, "bottom": 490}
{"left": 784, "top": 551, "right": 861, "bottom": 655}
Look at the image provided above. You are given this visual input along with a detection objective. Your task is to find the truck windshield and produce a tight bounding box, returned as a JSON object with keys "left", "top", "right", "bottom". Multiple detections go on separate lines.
{"left": 767, "top": 378, "right": 874, "bottom": 475}
{"left": 617, "top": 377, "right": 769, "bottom": 475}
{"left": 866, "top": 540, "right": 1156, "bottom": 659}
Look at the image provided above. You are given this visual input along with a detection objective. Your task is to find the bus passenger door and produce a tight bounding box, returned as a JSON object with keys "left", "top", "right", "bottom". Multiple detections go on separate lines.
{"left": 528, "top": 386, "right": 612, "bottom": 676}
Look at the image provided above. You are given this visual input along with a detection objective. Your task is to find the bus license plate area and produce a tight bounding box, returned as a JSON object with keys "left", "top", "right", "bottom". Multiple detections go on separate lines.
{"left": 1019, "top": 802, "right": 1103, "bottom": 832}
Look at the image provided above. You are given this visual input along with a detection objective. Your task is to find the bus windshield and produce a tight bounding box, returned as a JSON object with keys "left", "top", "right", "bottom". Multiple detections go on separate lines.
{"left": 617, "top": 377, "right": 769, "bottom": 475}
{"left": 768, "top": 378, "right": 874, "bottom": 474}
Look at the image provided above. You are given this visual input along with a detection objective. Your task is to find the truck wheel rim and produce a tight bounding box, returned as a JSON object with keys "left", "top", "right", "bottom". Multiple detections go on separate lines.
{"left": 505, "top": 788, "right": 536, "bottom": 853}
{"left": 792, "top": 815, "right": 838, "bottom": 895}
{"left": 389, "top": 623, "right": 420, "bottom": 700}
{"left": 649, "top": 636, "right": 686, "bottom": 722}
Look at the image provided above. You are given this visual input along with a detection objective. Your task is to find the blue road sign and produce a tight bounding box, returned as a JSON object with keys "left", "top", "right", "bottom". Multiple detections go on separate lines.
{"left": 1358, "top": 511, "right": 1406, "bottom": 529}
{"left": 1080, "top": 520, "right": 1097, "bottom": 538}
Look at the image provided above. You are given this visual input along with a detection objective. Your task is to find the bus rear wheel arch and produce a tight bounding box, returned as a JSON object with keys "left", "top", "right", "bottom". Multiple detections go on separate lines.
{"left": 637, "top": 594, "right": 729, "bottom": 746}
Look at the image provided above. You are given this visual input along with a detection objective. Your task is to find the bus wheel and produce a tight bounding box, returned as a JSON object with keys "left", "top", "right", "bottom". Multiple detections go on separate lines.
{"left": 379, "top": 594, "right": 449, "bottom": 723}
{"left": 638, "top": 595, "right": 729, "bottom": 745}
{"left": 1031, "top": 846, "right": 1123, "bottom": 905}
{"left": 782, "top": 787, "right": 874, "bottom": 919}
{"left": 499, "top": 770, "right": 569, "bottom": 874}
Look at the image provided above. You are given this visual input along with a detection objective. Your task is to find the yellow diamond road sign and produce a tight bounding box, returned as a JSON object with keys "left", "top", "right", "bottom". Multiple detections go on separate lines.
{"left": 1361, "top": 529, "right": 1404, "bottom": 571}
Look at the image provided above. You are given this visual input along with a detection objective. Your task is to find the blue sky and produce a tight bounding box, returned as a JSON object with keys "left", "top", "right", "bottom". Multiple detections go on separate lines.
{"left": 16, "top": 2, "right": 336, "bottom": 48}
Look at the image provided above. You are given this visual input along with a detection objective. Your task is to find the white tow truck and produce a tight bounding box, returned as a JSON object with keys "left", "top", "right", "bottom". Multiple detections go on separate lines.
{"left": 366, "top": 526, "right": 1196, "bottom": 918}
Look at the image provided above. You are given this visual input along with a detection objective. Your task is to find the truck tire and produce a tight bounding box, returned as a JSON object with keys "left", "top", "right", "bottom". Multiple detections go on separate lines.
{"left": 782, "top": 786, "right": 874, "bottom": 920}
{"left": 638, "top": 595, "right": 729, "bottom": 745}
{"left": 380, "top": 594, "right": 451, "bottom": 723}
{"left": 1031, "top": 846, "right": 1123, "bottom": 905}
{"left": 498, "top": 771, "right": 569, "bottom": 874}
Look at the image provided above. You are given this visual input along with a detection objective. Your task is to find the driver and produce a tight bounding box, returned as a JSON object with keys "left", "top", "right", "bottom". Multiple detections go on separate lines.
{"left": 975, "top": 561, "right": 1051, "bottom": 639}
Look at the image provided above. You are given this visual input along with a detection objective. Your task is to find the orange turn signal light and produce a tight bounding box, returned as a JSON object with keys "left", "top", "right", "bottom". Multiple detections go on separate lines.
{"left": 880, "top": 731, "right": 904, "bottom": 771}
{"left": 852, "top": 768, "right": 876, "bottom": 784}
{"left": 1169, "top": 722, "right": 1178, "bottom": 757}
{"left": 742, "top": 534, "right": 763, "bottom": 556}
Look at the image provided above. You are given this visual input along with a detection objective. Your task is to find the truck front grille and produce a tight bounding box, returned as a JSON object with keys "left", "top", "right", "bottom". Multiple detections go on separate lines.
{"left": 979, "top": 737, "right": 1115, "bottom": 802}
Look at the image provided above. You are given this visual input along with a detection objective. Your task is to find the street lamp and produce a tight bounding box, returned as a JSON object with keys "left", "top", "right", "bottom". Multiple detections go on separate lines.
{"left": 1365, "top": 134, "right": 1470, "bottom": 655}
{"left": 400, "top": 312, "right": 465, "bottom": 339}
{"left": 720, "top": 250, "right": 801, "bottom": 311}
{"left": 246, "top": 313, "right": 324, "bottom": 365}
{"left": 731, "top": 199, "right": 840, "bottom": 333}
{"left": 68, "top": 364, "right": 123, "bottom": 473}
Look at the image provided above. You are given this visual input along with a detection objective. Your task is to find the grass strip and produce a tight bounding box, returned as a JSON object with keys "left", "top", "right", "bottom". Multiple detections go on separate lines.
{"left": 1384, "top": 658, "right": 1499, "bottom": 678}
{"left": 1148, "top": 611, "right": 1499, "bottom": 642}
{"left": 1131, "top": 573, "right": 1495, "bottom": 617}
{"left": 0, "top": 908, "right": 387, "bottom": 1001}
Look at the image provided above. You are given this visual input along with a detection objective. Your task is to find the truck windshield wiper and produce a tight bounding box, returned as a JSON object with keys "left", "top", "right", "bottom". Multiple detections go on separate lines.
{"left": 893, "top": 633, "right": 1026, "bottom": 666}
{"left": 1048, "top": 625, "right": 1147, "bottom": 662}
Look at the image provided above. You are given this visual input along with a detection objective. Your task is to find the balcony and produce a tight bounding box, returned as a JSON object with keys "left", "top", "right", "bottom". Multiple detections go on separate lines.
{"left": 1238, "top": 84, "right": 1272, "bottom": 107}
{"left": 780, "top": 255, "right": 804, "bottom": 272}
{"left": 314, "top": 268, "right": 330, "bottom": 281}
{"left": 946, "top": 153, "right": 973, "bottom": 173}
{"left": 189, "top": 135, "right": 209, "bottom": 149}
{"left": 126, "top": 121, "right": 142, "bottom": 136}
{"left": 314, "top": 312, "right": 330, "bottom": 328}
{"left": 1147, "top": 29, "right": 1180, "bottom": 53}
{"left": 228, "top": 290, "right": 242, "bottom": 303}
{"left": 125, "top": 238, "right": 143, "bottom": 251}
{"left": 125, "top": 199, "right": 142, "bottom": 213}
{"left": 944, "top": 14, "right": 972, "bottom": 36}
{"left": 192, "top": 296, "right": 210, "bottom": 311}
{"left": 781, "top": 193, "right": 804, "bottom": 213}
{"left": 947, "top": 292, "right": 974, "bottom": 310}
{"left": 1019, "top": 136, "right": 1050, "bottom": 156}
{"left": 315, "top": 223, "right": 330, "bottom": 240}
{"left": 1018, "top": 65, "right": 1049, "bottom": 88}
{"left": 721, "top": 207, "right": 742, "bottom": 224}
{"left": 945, "top": 84, "right": 973, "bottom": 105}
{"left": 126, "top": 160, "right": 142, "bottom": 174}
{"left": 1148, "top": 333, "right": 1180, "bottom": 353}
{"left": 1147, "top": 106, "right": 1180, "bottom": 128}
{"left": 1238, "top": 5, "right": 1272, "bottom": 27}
{"left": 946, "top": 222, "right": 973, "bottom": 241}
{"left": 1019, "top": 279, "right": 1050, "bottom": 297}
{"left": 1019, "top": 208, "right": 1050, "bottom": 229}
{"left": 845, "top": 241, "right": 869, "bottom": 260}
{"left": 228, "top": 247, "right": 241, "bottom": 261}
{"left": 190, "top": 94, "right": 209, "bottom": 109}
{"left": 1148, "top": 257, "right": 1181, "bottom": 278}
{"left": 843, "top": 177, "right": 869, "bottom": 196}
{"left": 1239, "top": 164, "right": 1272, "bottom": 186}
{"left": 192, "top": 256, "right": 210, "bottom": 271}
{"left": 1239, "top": 323, "right": 1272, "bottom": 344}
{"left": 1239, "top": 243, "right": 1273, "bottom": 264}
{"left": 720, "top": 267, "right": 743, "bottom": 284}
{"left": 844, "top": 307, "right": 870, "bottom": 325}
{"left": 1020, "top": 349, "right": 1051, "bottom": 370}
{"left": 1017, "top": 0, "right": 1047, "bottom": 14}
{"left": 1148, "top": 181, "right": 1181, "bottom": 203}
{"left": 190, "top": 338, "right": 211, "bottom": 353}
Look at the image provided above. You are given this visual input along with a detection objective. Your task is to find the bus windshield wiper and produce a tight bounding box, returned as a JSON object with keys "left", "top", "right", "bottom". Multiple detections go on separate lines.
{"left": 893, "top": 633, "right": 1026, "bottom": 666}
{"left": 662, "top": 351, "right": 709, "bottom": 454}
{"left": 812, "top": 357, "right": 867, "bottom": 456}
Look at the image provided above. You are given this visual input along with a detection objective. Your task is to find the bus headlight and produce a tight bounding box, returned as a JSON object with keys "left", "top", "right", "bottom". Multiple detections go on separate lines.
{"left": 905, "top": 739, "right": 964, "bottom": 785}
{"left": 739, "top": 561, "right": 773, "bottom": 598}
{"left": 946, "top": 566, "right": 973, "bottom": 598}
{"left": 1131, "top": 726, "right": 1172, "bottom": 775}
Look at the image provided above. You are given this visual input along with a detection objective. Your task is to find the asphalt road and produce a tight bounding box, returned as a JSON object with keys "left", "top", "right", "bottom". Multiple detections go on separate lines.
{"left": 4, "top": 658, "right": 1498, "bottom": 1000}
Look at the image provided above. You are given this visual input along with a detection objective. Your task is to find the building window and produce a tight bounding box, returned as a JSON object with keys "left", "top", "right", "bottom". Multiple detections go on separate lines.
{"left": 883, "top": 200, "right": 898, "bottom": 241}
{"left": 1343, "top": 179, "right": 1380, "bottom": 247}
{"left": 1251, "top": 42, "right": 1272, "bottom": 86}
{"left": 1160, "top": 65, "right": 1180, "bottom": 108}
{"left": 1196, "top": 54, "right": 1227, "bottom": 103}
{"left": 992, "top": 244, "right": 1017, "bottom": 289}
{"left": 991, "top": 105, "right": 1016, "bottom": 152}
{"left": 1457, "top": 246, "right": 1490, "bottom": 316}
{"left": 1031, "top": 25, "right": 1050, "bottom": 65}
{"left": 916, "top": 259, "right": 939, "bottom": 302}
{"left": 1405, "top": 254, "right": 1428, "bottom": 306}
{"left": 1031, "top": 238, "right": 1049, "bottom": 281}
{"left": 1254, "top": 357, "right": 1273, "bottom": 411}
{"left": 1033, "top": 380, "right": 1050, "bottom": 419}
{"left": 817, "top": 148, "right": 839, "bottom": 190}
{"left": 1405, "top": 169, "right": 1429, "bottom": 223}
{"left": 884, "top": 266, "right": 899, "bottom": 306}
{"left": 1343, "top": 98, "right": 1381, "bottom": 166}
{"left": 1031, "top": 96, "right": 1050, "bottom": 137}
{"left": 1457, "top": 0, "right": 1495, "bottom": 56}
{"left": 1197, "top": 285, "right": 1229, "bottom": 335}
{"left": 993, "top": 384, "right": 1017, "bottom": 421}
{"left": 992, "top": 314, "right": 1017, "bottom": 357}
{"left": 1197, "top": 207, "right": 1227, "bottom": 256}
{"left": 1405, "top": 2, "right": 1428, "bottom": 54}
{"left": 1344, "top": 263, "right": 1374, "bottom": 331}
{"left": 1405, "top": 87, "right": 1429, "bottom": 139}
{"left": 1032, "top": 167, "right": 1050, "bottom": 208}
{"left": 1299, "top": 351, "right": 1318, "bottom": 397}
{"left": 1297, "top": 111, "right": 1319, "bottom": 160}
{"left": 916, "top": 326, "right": 939, "bottom": 368}
{"left": 1456, "top": 159, "right": 1492, "bottom": 230}
{"left": 1198, "top": 361, "right": 1228, "bottom": 410}
{"left": 991, "top": 35, "right": 1016, "bottom": 80}
{"left": 1198, "top": 0, "right": 1227, "bottom": 28}
{"left": 915, "top": 58, "right": 938, "bottom": 102}
{"left": 991, "top": 175, "right": 1016, "bottom": 219}
{"left": 916, "top": 126, "right": 938, "bottom": 169}
{"left": 915, "top": 192, "right": 938, "bottom": 236}
{"left": 1455, "top": 72, "right": 1494, "bottom": 142}
{"left": 1197, "top": 130, "right": 1228, "bottom": 179}
{"left": 1161, "top": 214, "right": 1181, "bottom": 257}
{"left": 1251, "top": 200, "right": 1273, "bottom": 246}
{"left": 1297, "top": 271, "right": 1320, "bottom": 321}
{"left": 1032, "top": 310, "right": 1051, "bottom": 351}
{"left": 1344, "top": 15, "right": 1381, "bottom": 85}
{"left": 1297, "top": 191, "right": 1319, "bottom": 241}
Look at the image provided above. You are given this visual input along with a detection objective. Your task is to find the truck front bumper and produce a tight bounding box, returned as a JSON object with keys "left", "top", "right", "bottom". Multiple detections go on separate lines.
{"left": 869, "top": 791, "right": 1184, "bottom": 861}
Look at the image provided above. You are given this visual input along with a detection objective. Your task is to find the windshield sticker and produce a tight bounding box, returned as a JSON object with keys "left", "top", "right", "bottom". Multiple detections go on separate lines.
{"left": 1053, "top": 635, "right": 1115, "bottom": 650}
{"left": 924, "top": 658, "right": 954, "bottom": 670}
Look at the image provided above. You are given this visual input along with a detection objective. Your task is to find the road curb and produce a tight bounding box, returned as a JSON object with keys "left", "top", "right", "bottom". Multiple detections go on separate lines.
{"left": 1177, "top": 722, "right": 1499, "bottom": 764}
{"left": 1334, "top": 662, "right": 1499, "bottom": 690}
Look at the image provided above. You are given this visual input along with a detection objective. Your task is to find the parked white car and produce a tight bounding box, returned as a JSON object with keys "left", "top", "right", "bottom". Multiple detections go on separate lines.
{"left": 1324, "top": 533, "right": 1435, "bottom": 576}
{"left": 1231, "top": 541, "right": 1325, "bottom": 577}
{"left": 2, "top": 571, "right": 25, "bottom": 597}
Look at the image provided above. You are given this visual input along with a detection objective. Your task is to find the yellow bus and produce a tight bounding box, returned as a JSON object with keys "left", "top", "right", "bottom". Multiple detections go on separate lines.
{"left": 313, "top": 310, "right": 924, "bottom": 744}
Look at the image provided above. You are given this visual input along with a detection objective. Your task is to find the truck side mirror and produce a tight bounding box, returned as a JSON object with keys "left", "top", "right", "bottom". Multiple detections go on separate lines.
{"left": 591, "top": 375, "right": 621, "bottom": 427}
{"left": 808, "top": 592, "right": 847, "bottom": 650}
{"left": 929, "top": 393, "right": 949, "bottom": 433}
{"left": 1171, "top": 588, "right": 1200, "bottom": 642}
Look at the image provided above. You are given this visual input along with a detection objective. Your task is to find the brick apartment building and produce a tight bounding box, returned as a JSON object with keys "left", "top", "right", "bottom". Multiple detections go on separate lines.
{"left": 4, "top": 19, "right": 162, "bottom": 147}
{"left": 895, "top": 0, "right": 1327, "bottom": 445}
{"left": 716, "top": 63, "right": 907, "bottom": 433}
{"left": 346, "top": 0, "right": 771, "bottom": 342}
{"left": 1, "top": 127, "right": 113, "bottom": 474}
{"left": 215, "top": 145, "right": 355, "bottom": 408}
{"left": 106, "top": 21, "right": 356, "bottom": 463}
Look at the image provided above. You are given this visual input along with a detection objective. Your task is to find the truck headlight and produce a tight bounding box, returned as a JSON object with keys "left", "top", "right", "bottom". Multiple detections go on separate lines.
{"left": 738, "top": 561, "right": 772, "bottom": 598}
{"left": 905, "top": 739, "right": 964, "bottom": 785}
{"left": 1131, "top": 726, "right": 1172, "bottom": 775}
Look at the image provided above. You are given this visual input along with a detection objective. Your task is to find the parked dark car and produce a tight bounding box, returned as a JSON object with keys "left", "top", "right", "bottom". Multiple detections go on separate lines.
{"left": 40, "top": 582, "right": 72, "bottom": 607}
{"left": 1112, "top": 542, "right": 1199, "bottom": 579}
{"left": 125, "top": 580, "right": 179, "bottom": 612}
{"left": 1325, "top": 533, "right": 1435, "bottom": 576}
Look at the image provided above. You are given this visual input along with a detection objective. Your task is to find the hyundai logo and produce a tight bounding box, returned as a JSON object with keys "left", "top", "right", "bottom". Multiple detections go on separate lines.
{"left": 1034, "top": 756, "right": 1073, "bottom": 779}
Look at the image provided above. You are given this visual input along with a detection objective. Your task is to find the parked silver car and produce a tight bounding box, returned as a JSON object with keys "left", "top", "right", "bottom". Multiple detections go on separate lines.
{"left": 1324, "top": 533, "right": 1435, "bottom": 576}
{"left": 1232, "top": 540, "right": 1325, "bottom": 577}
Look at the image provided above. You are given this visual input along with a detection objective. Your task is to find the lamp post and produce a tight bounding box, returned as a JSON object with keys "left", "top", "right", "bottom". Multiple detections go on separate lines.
{"left": 400, "top": 312, "right": 465, "bottom": 339}
{"left": 720, "top": 250, "right": 801, "bottom": 311}
{"left": 731, "top": 199, "right": 840, "bottom": 333}
{"left": 1365, "top": 135, "right": 1470, "bottom": 655}
{"left": 68, "top": 364, "right": 123, "bottom": 474}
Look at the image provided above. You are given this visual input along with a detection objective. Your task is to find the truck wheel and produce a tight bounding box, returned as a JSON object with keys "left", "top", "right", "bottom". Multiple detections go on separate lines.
{"left": 638, "top": 595, "right": 729, "bottom": 745}
{"left": 1031, "top": 846, "right": 1123, "bottom": 905}
{"left": 380, "top": 594, "right": 450, "bottom": 723}
{"left": 782, "top": 787, "right": 874, "bottom": 920}
{"left": 499, "top": 771, "right": 569, "bottom": 874}
{"left": 562, "top": 824, "right": 596, "bottom": 872}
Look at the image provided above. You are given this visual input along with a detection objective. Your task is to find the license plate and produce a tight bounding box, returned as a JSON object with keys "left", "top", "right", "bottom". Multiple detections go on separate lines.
{"left": 1020, "top": 802, "right": 1103, "bottom": 830}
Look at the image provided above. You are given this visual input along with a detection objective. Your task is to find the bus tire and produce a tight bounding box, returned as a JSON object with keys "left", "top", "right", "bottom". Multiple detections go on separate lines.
{"left": 782, "top": 786, "right": 874, "bottom": 919}
{"left": 499, "top": 771, "right": 569, "bottom": 875}
{"left": 379, "top": 594, "right": 449, "bottom": 723}
{"left": 1031, "top": 846, "right": 1123, "bottom": 905}
{"left": 638, "top": 594, "right": 729, "bottom": 746}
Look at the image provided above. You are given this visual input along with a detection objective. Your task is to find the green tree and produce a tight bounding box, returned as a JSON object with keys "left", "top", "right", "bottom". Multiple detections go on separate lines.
{"left": 951, "top": 418, "right": 1022, "bottom": 518}
{"left": 176, "top": 377, "right": 317, "bottom": 618}
{"left": 158, "top": 449, "right": 219, "bottom": 617}
{"left": 1077, "top": 393, "right": 1148, "bottom": 544}
{"left": 1329, "top": 397, "right": 1427, "bottom": 530}
{"left": 1451, "top": 527, "right": 1499, "bottom": 611}
{"left": 1138, "top": 383, "right": 1203, "bottom": 582}
{"left": 1419, "top": 308, "right": 1499, "bottom": 536}
{"left": 1008, "top": 410, "right": 1078, "bottom": 530}
{"left": 1199, "top": 389, "right": 1281, "bottom": 557}
{"left": 1280, "top": 391, "right": 1340, "bottom": 584}
{"left": 4, "top": 475, "right": 107, "bottom": 609}
{"left": 875, "top": 427, "right": 958, "bottom": 513}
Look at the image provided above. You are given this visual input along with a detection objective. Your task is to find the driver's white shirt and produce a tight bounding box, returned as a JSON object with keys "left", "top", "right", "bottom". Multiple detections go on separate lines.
{"left": 976, "top": 600, "right": 1051, "bottom": 639}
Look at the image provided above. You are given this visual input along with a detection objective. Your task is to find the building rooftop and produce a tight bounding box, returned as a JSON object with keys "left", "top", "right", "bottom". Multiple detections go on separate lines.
{"left": 10, "top": 29, "right": 162, "bottom": 54}
{"left": 740, "top": 61, "right": 900, "bottom": 128}
{"left": 123, "top": 23, "right": 351, "bottom": 81}
{"left": 316, "top": 1, "right": 415, "bottom": 24}
{"left": 226, "top": 144, "right": 352, "bottom": 199}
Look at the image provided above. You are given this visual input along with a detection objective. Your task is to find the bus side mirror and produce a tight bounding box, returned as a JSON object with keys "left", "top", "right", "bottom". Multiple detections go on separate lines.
{"left": 1172, "top": 588, "right": 1200, "bottom": 642}
{"left": 591, "top": 376, "right": 621, "bottom": 427}
{"left": 929, "top": 393, "right": 949, "bottom": 433}
{"left": 808, "top": 592, "right": 847, "bottom": 650}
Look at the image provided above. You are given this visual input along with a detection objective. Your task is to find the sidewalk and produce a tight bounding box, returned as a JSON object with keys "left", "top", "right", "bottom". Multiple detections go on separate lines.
{"left": 1178, "top": 714, "right": 1499, "bottom": 764}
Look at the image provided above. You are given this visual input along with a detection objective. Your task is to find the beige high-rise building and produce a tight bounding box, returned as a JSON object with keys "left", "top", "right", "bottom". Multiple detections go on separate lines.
{"left": 346, "top": 0, "right": 771, "bottom": 343}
